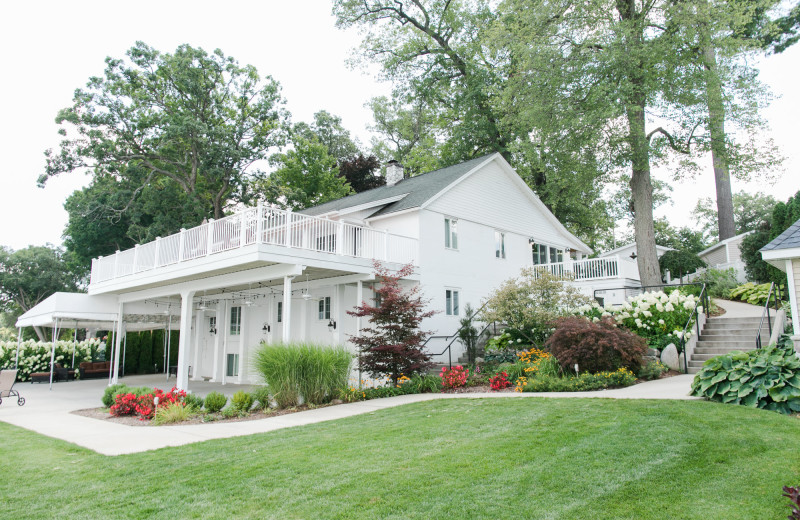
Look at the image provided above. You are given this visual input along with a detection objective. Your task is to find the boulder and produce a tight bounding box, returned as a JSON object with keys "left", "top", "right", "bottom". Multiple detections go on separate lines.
{"left": 646, "top": 348, "right": 660, "bottom": 358}
{"left": 661, "top": 343, "right": 680, "bottom": 371}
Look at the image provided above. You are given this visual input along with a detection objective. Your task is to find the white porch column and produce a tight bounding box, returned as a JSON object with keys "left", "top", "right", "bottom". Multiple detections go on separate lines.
{"left": 15, "top": 327, "right": 22, "bottom": 369}
{"left": 282, "top": 275, "right": 295, "bottom": 343}
{"left": 356, "top": 280, "right": 363, "bottom": 385}
{"left": 221, "top": 300, "right": 229, "bottom": 385}
{"left": 176, "top": 289, "right": 196, "bottom": 391}
{"left": 211, "top": 300, "right": 223, "bottom": 382}
{"left": 192, "top": 308, "right": 203, "bottom": 381}
{"left": 238, "top": 305, "right": 248, "bottom": 383}
{"left": 112, "top": 304, "right": 124, "bottom": 384}
{"left": 334, "top": 284, "right": 345, "bottom": 345}
{"left": 787, "top": 259, "right": 799, "bottom": 337}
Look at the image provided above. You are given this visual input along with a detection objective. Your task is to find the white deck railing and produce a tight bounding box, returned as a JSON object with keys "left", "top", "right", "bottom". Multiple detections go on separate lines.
{"left": 90, "top": 202, "right": 419, "bottom": 284}
{"left": 532, "top": 256, "right": 640, "bottom": 282}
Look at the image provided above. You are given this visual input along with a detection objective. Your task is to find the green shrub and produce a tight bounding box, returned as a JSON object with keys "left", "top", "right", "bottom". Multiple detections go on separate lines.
{"left": 546, "top": 317, "right": 647, "bottom": 373}
{"left": 638, "top": 360, "right": 669, "bottom": 381}
{"left": 518, "top": 369, "right": 637, "bottom": 392}
{"left": 220, "top": 407, "right": 246, "bottom": 419}
{"left": 690, "top": 344, "right": 800, "bottom": 414}
{"left": 153, "top": 402, "right": 194, "bottom": 425}
{"left": 102, "top": 383, "right": 128, "bottom": 408}
{"left": 536, "top": 355, "right": 562, "bottom": 378}
{"left": 362, "top": 386, "right": 405, "bottom": 399}
{"left": 251, "top": 386, "right": 272, "bottom": 411}
{"left": 693, "top": 268, "right": 739, "bottom": 299}
{"left": 403, "top": 373, "right": 440, "bottom": 394}
{"left": 231, "top": 391, "right": 254, "bottom": 413}
{"left": 204, "top": 391, "right": 227, "bottom": 413}
{"left": 183, "top": 392, "right": 204, "bottom": 411}
{"left": 252, "top": 342, "right": 352, "bottom": 407}
{"left": 728, "top": 282, "right": 782, "bottom": 306}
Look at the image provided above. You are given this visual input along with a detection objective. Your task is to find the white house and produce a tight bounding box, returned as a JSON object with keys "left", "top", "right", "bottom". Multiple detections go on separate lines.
{"left": 697, "top": 231, "right": 752, "bottom": 283}
{"left": 17, "top": 153, "right": 647, "bottom": 390}
{"left": 760, "top": 218, "right": 800, "bottom": 343}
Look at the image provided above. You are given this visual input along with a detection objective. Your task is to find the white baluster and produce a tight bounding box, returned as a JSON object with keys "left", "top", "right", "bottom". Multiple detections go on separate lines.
{"left": 206, "top": 219, "right": 214, "bottom": 255}
{"left": 256, "top": 201, "right": 264, "bottom": 245}
{"left": 285, "top": 209, "right": 293, "bottom": 248}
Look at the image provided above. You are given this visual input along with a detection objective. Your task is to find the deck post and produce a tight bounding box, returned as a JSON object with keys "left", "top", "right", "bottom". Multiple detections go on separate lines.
{"left": 176, "top": 289, "right": 196, "bottom": 391}
{"left": 255, "top": 200, "right": 264, "bottom": 244}
{"left": 206, "top": 219, "right": 215, "bottom": 256}
{"left": 112, "top": 304, "right": 124, "bottom": 384}
{"left": 282, "top": 275, "right": 295, "bottom": 343}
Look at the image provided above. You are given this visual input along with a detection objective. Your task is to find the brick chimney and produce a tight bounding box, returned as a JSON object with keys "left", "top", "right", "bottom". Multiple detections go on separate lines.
{"left": 385, "top": 160, "right": 404, "bottom": 186}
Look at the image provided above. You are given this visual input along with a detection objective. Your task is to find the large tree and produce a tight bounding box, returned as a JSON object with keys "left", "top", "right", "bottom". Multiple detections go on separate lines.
{"left": 334, "top": 0, "right": 611, "bottom": 248}
{"left": 693, "top": 191, "right": 779, "bottom": 242}
{"left": 259, "top": 138, "right": 353, "bottom": 210}
{"left": 40, "top": 42, "right": 288, "bottom": 220}
{"left": 293, "top": 110, "right": 361, "bottom": 162}
{"left": 0, "top": 246, "right": 80, "bottom": 341}
{"left": 337, "top": 154, "right": 386, "bottom": 193}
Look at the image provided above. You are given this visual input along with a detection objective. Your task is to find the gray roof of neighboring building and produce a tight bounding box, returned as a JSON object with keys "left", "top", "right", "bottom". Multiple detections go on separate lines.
{"left": 300, "top": 154, "right": 496, "bottom": 218}
{"left": 761, "top": 218, "right": 800, "bottom": 251}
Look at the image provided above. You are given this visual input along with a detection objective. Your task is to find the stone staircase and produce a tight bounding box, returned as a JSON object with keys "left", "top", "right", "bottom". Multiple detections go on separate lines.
{"left": 687, "top": 316, "right": 767, "bottom": 374}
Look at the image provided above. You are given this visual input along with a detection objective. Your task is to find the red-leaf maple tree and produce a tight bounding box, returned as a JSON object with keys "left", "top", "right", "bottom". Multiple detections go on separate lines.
{"left": 348, "top": 261, "right": 435, "bottom": 385}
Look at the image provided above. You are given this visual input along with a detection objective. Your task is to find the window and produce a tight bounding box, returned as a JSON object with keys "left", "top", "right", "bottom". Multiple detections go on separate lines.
{"left": 230, "top": 306, "right": 241, "bottom": 335}
{"left": 277, "top": 302, "right": 282, "bottom": 323}
{"left": 209, "top": 316, "right": 216, "bottom": 333}
{"left": 318, "top": 296, "right": 331, "bottom": 320}
{"left": 444, "top": 217, "right": 458, "bottom": 249}
{"left": 531, "top": 242, "right": 563, "bottom": 265}
{"left": 495, "top": 231, "right": 506, "bottom": 259}
{"left": 445, "top": 289, "right": 460, "bottom": 316}
{"left": 226, "top": 353, "right": 239, "bottom": 377}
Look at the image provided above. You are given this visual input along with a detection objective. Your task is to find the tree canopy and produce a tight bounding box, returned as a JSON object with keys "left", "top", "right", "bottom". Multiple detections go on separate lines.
{"left": 41, "top": 41, "right": 289, "bottom": 220}
{"left": 693, "top": 192, "right": 779, "bottom": 242}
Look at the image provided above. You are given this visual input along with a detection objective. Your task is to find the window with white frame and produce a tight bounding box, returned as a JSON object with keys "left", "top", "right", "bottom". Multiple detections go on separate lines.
{"left": 318, "top": 296, "right": 331, "bottom": 320}
{"left": 445, "top": 289, "right": 460, "bottom": 316}
{"left": 495, "top": 231, "right": 506, "bottom": 259}
{"left": 230, "top": 306, "right": 242, "bottom": 335}
{"left": 444, "top": 217, "right": 458, "bottom": 249}
{"left": 531, "top": 242, "right": 563, "bottom": 265}
{"left": 226, "top": 353, "right": 239, "bottom": 377}
{"left": 209, "top": 316, "right": 216, "bottom": 333}
{"left": 277, "top": 301, "right": 282, "bottom": 323}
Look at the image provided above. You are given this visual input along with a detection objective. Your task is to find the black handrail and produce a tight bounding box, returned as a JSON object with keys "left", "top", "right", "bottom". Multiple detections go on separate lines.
{"left": 593, "top": 282, "right": 710, "bottom": 313}
{"left": 755, "top": 283, "right": 781, "bottom": 349}
{"left": 679, "top": 283, "right": 708, "bottom": 374}
{"left": 423, "top": 300, "right": 496, "bottom": 369}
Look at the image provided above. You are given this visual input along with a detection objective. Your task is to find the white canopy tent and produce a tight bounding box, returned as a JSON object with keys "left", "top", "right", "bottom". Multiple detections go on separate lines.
{"left": 14, "top": 293, "right": 180, "bottom": 390}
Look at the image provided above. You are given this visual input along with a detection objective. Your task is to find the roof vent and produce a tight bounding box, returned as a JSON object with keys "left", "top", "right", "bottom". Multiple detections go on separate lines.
{"left": 385, "top": 160, "right": 404, "bottom": 186}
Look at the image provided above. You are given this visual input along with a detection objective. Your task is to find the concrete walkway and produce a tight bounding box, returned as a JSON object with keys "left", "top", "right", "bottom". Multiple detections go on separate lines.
{"left": 714, "top": 298, "right": 767, "bottom": 318}
{"left": 0, "top": 373, "right": 699, "bottom": 456}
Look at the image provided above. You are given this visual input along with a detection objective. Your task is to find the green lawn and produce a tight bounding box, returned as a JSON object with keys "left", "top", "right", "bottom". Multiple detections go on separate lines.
{"left": 2, "top": 398, "right": 799, "bottom": 519}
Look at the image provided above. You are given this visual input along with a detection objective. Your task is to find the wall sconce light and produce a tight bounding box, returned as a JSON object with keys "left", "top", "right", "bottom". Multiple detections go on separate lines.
{"left": 629, "top": 252, "right": 637, "bottom": 260}
{"left": 327, "top": 319, "right": 337, "bottom": 332}
{"left": 209, "top": 326, "right": 217, "bottom": 335}
{"left": 262, "top": 323, "right": 270, "bottom": 333}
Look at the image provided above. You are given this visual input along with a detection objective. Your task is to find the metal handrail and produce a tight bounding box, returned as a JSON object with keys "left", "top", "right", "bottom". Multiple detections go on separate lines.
{"left": 679, "top": 283, "right": 708, "bottom": 374}
{"left": 593, "top": 282, "right": 710, "bottom": 313}
{"left": 423, "top": 300, "right": 495, "bottom": 369}
{"left": 755, "top": 283, "right": 781, "bottom": 349}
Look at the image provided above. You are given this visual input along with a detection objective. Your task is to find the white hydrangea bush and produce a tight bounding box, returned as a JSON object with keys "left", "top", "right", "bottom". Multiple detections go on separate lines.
{"left": 0, "top": 339, "right": 102, "bottom": 381}
{"left": 576, "top": 290, "right": 701, "bottom": 350}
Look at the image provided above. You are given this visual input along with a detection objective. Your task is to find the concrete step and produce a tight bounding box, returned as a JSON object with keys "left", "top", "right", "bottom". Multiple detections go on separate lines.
{"left": 703, "top": 321, "right": 764, "bottom": 330}
{"left": 694, "top": 346, "right": 757, "bottom": 355}
{"left": 696, "top": 339, "right": 759, "bottom": 349}
{"left": 701, "top": 328, "right": 761, "bottom": 336}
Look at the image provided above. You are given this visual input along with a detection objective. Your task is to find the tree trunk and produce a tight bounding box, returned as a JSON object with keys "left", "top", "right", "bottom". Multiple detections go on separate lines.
{"left": 617, "top": 0, "right": 661, "bottom": 288}
{"left": 700, "top": 5, "right": 735, "bottom": 241}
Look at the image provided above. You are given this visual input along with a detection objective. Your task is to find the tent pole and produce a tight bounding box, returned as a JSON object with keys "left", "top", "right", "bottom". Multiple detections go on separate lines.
{"left": 49, "top": 318, "right": 58, "bottom": 391}
{"left": 15, "top": 327, "right": 22, "bottom": 369}
{"left": 71, "top": 323, "right": 77, "bottom": 369}
{"left": 108, "top": 320, "right": 116, "bottom": 385}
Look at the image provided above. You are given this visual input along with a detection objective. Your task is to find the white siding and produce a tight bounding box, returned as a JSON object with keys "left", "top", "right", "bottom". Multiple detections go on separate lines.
{"left": 702, "top": 247, "right": 727, "bottom": 267}
{"left": 426, "top": 160, "right": 572, "bottom": 249}
{"left": 369, "top": 211, "right": 420, "bottom": 239}
{"left": 729, "top": 236, "right": 745, "bottom": 264}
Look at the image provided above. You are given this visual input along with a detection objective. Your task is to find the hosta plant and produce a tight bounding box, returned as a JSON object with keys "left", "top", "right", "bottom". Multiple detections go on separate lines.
{"left": 690, "top": 345, "right": 800, "bottom": 414}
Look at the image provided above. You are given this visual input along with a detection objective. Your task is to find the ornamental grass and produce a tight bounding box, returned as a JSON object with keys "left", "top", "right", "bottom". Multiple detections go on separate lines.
{"left": 252, "top": 342, "right": 352, "bottom": 407}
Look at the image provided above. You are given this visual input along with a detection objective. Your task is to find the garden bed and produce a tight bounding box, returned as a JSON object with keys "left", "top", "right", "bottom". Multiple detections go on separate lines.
{"left": 71, "top": 402, "right": 336, "bottom": 426}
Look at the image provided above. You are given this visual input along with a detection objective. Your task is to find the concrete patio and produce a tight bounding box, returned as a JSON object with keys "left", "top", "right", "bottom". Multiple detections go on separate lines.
{"left": 0, "top": 373, "right": 699, "bottom": 456}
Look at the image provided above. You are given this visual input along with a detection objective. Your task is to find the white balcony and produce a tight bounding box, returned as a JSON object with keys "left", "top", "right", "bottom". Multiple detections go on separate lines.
{"left": 532, "top": 256, "right": 641, "bottom": 282}
{"left": 90, "top": 202, "right": 419, "bottom": 287}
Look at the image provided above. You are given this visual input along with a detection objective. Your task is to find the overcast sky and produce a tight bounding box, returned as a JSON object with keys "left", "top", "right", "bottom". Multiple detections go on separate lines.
{"left": 0, "top": 1, "right": 797, "bottom": 252}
